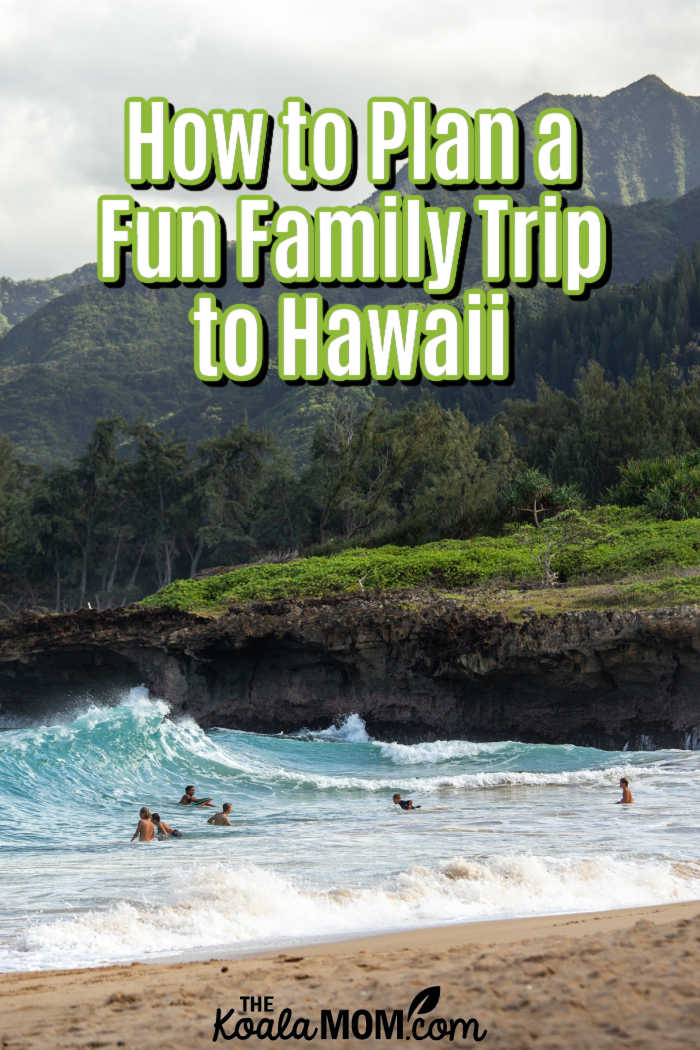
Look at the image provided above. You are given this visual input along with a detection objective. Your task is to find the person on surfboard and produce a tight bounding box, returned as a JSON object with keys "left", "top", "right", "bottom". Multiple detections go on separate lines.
{"left": 393, "top": 793, "right": 421, "bottom": 810}
{"left": 178, "top": 785, "right": 216, "bottom": 807}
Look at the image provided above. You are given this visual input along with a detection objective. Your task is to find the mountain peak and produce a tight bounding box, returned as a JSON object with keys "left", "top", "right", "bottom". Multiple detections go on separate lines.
{"left": 619, "top": 73, "right": 676, "bottom": 95}
{"left": 635, "top": 74, "right": 669, "bottom": 87}
{"left": 515, "top": 74, "right": 700, "bottom": 205}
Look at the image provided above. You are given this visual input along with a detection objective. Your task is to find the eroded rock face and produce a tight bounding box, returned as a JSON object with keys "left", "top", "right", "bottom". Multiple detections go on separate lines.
{"left": 0, "top": 595, "right": 699, "bottom": 749}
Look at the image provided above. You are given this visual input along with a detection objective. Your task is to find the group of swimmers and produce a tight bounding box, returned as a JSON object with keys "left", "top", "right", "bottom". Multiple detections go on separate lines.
{"left": 130, "top": 785, "right": 235, "bottom": 841}
{"left": 130, "top": 808, "right": 182, "bottom": 842}
{"left": 131, "top": 777, "right": 634, "bottom": 840}
{"left": 393, "top": 778, "right": 634, "bottom": 812}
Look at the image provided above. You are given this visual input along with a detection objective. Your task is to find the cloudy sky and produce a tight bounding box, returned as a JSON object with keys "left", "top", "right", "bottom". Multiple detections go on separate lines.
{"left": 1, "top": 0, "right": 698, "bottom": 279}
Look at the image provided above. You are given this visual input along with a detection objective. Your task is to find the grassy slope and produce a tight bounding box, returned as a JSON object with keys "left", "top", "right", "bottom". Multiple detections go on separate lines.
{"left": 141, "top": 509, "right": 700, "bottom": 617}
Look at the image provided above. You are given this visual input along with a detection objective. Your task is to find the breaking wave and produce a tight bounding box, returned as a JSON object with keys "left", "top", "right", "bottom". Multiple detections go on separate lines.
{"left": 1, "top": 697, "right": 695, "bottom": 816}
{"left": 8, "top": 853, "right": 700, "bottom": 972}
{"left": 2, "top": 693, "right": 698, "bottom": 973}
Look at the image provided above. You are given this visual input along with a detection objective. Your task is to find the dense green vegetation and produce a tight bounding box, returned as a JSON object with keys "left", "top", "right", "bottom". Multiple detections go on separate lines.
{"left": 501, "top": 357, "right": 700, "bottom": 501}
{"left": 142, "top": 508, "right": 700, "bottom": 610}
{"left": 2, "top": 75, "right": 700, "bottom": 467}
{"left": 2, "top": 236, "right": 700, "bottom": 467}
{"left": 1, "top": 77, "right": 699, "bottom": 614}
{"left": 1, "top": 353, "right": 700, "bottom": 613}
{"left": 611, "top": 451, "right": 700, "bottom": 519}
{"left": 517, "top": 74, "right": 700, "bottom": 205}
{"left": 0, "top": 264, "right": 95, "bottom": 335}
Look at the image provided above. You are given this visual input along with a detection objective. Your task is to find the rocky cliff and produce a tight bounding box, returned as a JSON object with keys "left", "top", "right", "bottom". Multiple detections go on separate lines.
{"left": 0, "top": 595, "right": 698, "bottom": 749}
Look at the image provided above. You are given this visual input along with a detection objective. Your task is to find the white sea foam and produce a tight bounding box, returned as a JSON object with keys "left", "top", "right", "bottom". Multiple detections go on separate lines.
{"left": 293, "top": 713, "right": 372, "bottom": 744}
{"left": 10, "top": 854, "right": 700, "bottom": 972}
{"left": 263, "top": 762, "right": 685, "bottom": 794}
{"left": 292, "top": 716, "right": 512, "bottom": 759}
{"left": 4, "top": 692, "right": 700, "bottom": 975}
{"left": 374, "top": 738, "right": 514, "bottom": 764}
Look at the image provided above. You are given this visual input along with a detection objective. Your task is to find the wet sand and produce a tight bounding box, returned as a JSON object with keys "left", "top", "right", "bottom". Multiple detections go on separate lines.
{"left": 1, "top": 901, "right": 698, "bottom": 1049}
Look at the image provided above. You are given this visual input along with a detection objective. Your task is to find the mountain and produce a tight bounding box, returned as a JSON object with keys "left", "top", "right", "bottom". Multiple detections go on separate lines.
{"left": 518, "top": 75, "right": 700, "bottom": 204}
{"left": 394, "top": 75, "right": 700, "bottom": 206}
{"left": 1, "top": 75, "right": 700, "bottom": 465}
{"left": 3, "top": 74, "right": 699, "bottom": 340}
{"left": 0, "top": 272, "right": 358, "bottom": 464}
{"left": 2, "top": 234, "right": 699, "bottom": 465}
{"left": 379, "top": 180, "right": 700, "bottom": 288}
{"left": 0, "top": 264, "right": 96, "bottom": 335}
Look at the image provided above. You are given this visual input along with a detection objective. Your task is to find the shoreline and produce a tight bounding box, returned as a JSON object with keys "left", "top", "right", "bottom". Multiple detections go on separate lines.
{"left": 2, "top": 900, "right": 698, "bottom": 1048}
{"left": 165, "top": 897, "right": 700, "bottom": 966}
{"left": 6, "top": 898, "right": 700, "bottom": 977}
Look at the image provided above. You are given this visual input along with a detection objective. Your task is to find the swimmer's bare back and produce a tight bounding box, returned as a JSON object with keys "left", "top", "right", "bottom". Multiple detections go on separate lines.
{"left": 131, "top": 819, "right": 155, "bottom": 842}
{"left": 207, "top": 813, "right": 233, "bottom": 826}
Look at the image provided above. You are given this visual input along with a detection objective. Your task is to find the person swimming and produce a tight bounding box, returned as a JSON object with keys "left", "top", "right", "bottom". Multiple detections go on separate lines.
{"left": 617, "top": 777, "right": 634, "bottom": 804}
{"left": 393, "top": 793, "right": 421, "bottom": 810}
{"left": 152, "top": 813, "right": 183, "bottom": 839}
{"left": 178, "top": 785, "right": 216, "bottom": 807}
{"left": 130, "top": 806, "right": 155, "bottom": 842}
{"left": 207, "top": 803, "right": 234, "bottom": 826}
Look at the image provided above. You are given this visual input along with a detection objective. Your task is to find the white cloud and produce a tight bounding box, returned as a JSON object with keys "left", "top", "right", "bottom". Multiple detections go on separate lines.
{"left": 0, "top": 0, "right": 697, "bottom": 277}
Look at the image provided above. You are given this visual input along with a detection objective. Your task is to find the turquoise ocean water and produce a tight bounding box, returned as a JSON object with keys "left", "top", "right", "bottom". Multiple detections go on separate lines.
{"left": 1, "top": 687, "right": 699, "bottom": 971}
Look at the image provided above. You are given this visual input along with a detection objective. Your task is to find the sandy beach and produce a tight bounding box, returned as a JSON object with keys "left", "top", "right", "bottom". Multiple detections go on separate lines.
{"left": 1, "top": 901, "right": 698, "bottom": 1049}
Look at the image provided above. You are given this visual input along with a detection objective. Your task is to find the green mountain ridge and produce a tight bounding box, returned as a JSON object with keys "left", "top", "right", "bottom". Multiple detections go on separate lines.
{"left": 0, "top": 264, "right": 96, "bottom": 335}
{"left": 396, "top": 74, "right": 700, "bottom": 206}
{"left": 2, "top": 235, "right": 699, "bottom": 466}
{"left": 517, "top": 74, "right": 700, "bottom": 204}
{"left": 4, "top": 74, "right": 700, "bottom": 324}
{"left": 2, "top": 75, "right": 700, "bottom": 465}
